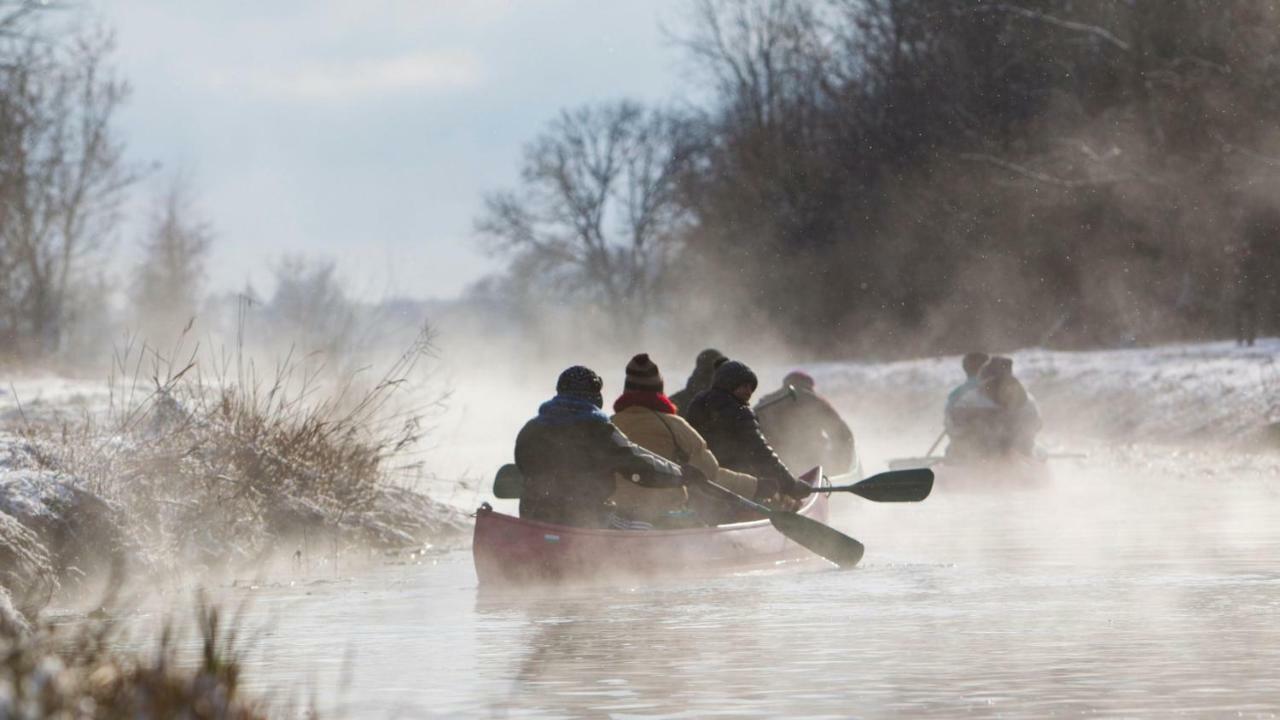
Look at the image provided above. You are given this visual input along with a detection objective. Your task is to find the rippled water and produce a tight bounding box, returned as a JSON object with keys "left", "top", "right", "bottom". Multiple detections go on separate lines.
{"left": 104, "top": 444, "right": 1280, "bottom": 719}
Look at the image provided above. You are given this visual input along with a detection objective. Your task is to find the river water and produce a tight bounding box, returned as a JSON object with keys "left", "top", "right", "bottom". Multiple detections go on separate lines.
{"left": 91, "top": 440, "right": 1280, "bottom": 719}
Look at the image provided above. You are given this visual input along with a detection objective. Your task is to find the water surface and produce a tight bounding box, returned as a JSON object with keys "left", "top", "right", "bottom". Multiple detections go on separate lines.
{"left": 126, "top": 444, "right": 1280, "bottom": 718}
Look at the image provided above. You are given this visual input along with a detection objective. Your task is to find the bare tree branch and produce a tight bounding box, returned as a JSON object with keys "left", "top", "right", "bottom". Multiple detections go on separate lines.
{"left": 957, "top": 152, "right": 1128, "bottom": 188}
{"left": 977, "top": 3, "right": 1131, "bottom": 53}
{"left": 475, "top": 101, "right": 693, "bottom": 333}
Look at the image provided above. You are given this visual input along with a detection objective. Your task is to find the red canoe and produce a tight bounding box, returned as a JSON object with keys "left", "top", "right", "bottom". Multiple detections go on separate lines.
{"left": 472, "top": 490, "right": 831, "bottom": 587}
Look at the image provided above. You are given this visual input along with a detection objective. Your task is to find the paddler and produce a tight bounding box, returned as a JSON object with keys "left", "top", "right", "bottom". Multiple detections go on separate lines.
{"left": 755, "top": 370, "right": 856, "bottom": 476}
{"left": 669, "top": 348, "right": 727, "bottom": 417}
{"left": 978, "top": 356, "right": 1042, "bottom": 458}
{"left": 943, "top": 352, "right": 992, "bottom": 459}
{"left": 609, "top": 353, "right": 759, "bottom": 527}
{"left": 514, "top": 365, "right": 705, "bottom": 528}
{"left": 686, "top": 360, "right": 811, "bottom": 510}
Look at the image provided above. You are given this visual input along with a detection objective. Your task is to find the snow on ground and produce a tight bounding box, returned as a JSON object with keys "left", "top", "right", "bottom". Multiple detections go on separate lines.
{"left": 2, "top": 338, "right": 1277, "bottom": 485}
{"left": 0, "top": 375, "right": 110, "bottom": 428}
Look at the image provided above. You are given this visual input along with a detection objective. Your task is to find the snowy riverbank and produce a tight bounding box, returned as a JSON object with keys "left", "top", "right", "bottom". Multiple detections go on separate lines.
{"left": 2, "top": 338, "right": 1278, "bottom": 626}
{"left": 810, "top": 339, "right": 1280, "bottom": 447}
{"left": 0, "top": 369, "right": 469, "bottom": 629}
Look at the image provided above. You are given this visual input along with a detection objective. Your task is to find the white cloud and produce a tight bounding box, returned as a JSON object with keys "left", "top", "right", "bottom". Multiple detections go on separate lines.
{"left": 208, "top": 50, "right": 482, "bottom": 101}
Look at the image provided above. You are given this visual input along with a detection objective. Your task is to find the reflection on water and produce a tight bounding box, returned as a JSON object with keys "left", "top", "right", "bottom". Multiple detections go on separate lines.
{"left": 106, "top": 451, "right": 1280, "bottom": 719}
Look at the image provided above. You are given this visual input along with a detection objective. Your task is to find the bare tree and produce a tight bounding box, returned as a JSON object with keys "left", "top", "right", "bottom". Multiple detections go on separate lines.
{"left": 0, "top": 27, "right": 134, "bottom": 356}
{"left": 476, "top": 101, "right": 695, "bottom": 334}
{"left": 130, "top": 176, "right": 213, "bottom": 340}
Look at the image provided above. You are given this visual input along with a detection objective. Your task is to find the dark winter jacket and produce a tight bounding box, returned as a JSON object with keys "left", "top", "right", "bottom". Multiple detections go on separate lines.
{"left": 685, "top": 387, "right": 802, "bottom": 499}
{"left": 514, "top": 394, "right": 687, "bottom": 527}
{"left": 756, "top": 386, "right": 855, "bottom": 476}
{"left": 671, "top": 351, "right": 726, "bottom": 417}
{"left": 671, "top": 371, "right": 715, "bottom": 418}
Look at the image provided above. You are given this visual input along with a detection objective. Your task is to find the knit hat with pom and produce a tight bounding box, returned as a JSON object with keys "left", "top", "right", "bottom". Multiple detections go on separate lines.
{"left": 624, "top": 353, "right": 664, "bottom": 393}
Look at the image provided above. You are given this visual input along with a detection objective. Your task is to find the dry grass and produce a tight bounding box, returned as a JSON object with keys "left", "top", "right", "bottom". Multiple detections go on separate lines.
{"left": 0, "top": 600, "right": 291, "bottom": 719}
{"left": 18, "top": 322, "right": 461, "bottom": 576}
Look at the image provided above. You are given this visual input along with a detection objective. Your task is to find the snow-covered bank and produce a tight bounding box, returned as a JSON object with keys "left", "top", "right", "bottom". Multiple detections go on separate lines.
{"left": 2, "top": 338, "right": 1277, "bottom": 626}
{"left": 811, "top": 339, "right": 1280, "bottom": 446}
{"left": 0, "top": 367, "right": 468, "bottom": 629}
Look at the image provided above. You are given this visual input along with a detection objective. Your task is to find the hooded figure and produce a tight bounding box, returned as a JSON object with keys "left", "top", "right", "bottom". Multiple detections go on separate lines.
{"left": 755, "top": 371, "right": 856, "bottom": 476}
{"left": 670, "top": 348, "right": 727, "bottom": 417}
{"left": 944, "top": 352, "right": 991, "bottom": 444}
{"left": 609, "top": 354, "right": 758, "bottom": 526}
{"left": 685, "top": 361, "right": 809, "bottom": 503}
{"left": 947, "top": 356, "right": 1041, "bottom": 460}
{"left": 514, "top": 365, "right": 696, "bottom": 528}
{"left": 978, "top": 357, "right": 1042, "bottom": 457}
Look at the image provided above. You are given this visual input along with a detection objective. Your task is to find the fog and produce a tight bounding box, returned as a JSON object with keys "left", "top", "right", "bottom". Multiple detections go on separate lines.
{"left": 2, "top": 1, "right": 1280, "bottom": 717}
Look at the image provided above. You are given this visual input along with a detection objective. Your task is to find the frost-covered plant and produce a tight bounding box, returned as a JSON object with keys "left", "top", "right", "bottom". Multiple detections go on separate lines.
{"left": 20, "top": 323, "right": 459, "bottom": 574}
{"left": 0, "top": 600, "right": 289, "bottom": 719}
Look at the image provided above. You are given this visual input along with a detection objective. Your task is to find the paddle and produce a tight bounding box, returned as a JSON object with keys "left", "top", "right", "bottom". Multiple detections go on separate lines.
{"left": 925, "top": 429, "right": 947, "bottom": 457}
{"left": 694, "top": 478, "right": 865, "bottom": 569}
{"left": 819, "top": 468, "right": 934, "bottom": 502}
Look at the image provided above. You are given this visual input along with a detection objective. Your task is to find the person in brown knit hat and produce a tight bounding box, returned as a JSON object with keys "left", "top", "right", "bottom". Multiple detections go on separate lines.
{"left": 613, "top": 353, "right": 674, "bottom": 412}
{"left": 610, "top": 353, "right": 759, "bottom": 526}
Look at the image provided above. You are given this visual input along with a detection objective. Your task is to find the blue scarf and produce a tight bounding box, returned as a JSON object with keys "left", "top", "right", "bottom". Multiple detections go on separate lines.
{"left": 535, "top": 393, "right": 609, "bottom": 427}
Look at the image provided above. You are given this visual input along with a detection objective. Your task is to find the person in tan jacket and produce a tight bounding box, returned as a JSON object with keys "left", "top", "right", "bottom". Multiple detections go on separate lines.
{"left": 610, "top": 353, "right": 758, "bottom": 527}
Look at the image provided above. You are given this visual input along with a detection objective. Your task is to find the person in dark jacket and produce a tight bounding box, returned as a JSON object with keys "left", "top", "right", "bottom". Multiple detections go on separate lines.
{"left": 755, "top": 371, "right": 856, "bottom": 476}
{"left": 944, "top": 352, "right": 991, "bottom": 453}
{"left": 670, "top": 348, "right": 727, "bottom": 417}
{"left": 979, "top": 357, "right": 1042, "bottom": 458}
{"left": 948, "top": 356, "right": 1041, "bottom": 460}
{"left": 686, "top": 360, "right": 810, "bottom": 508}
{"left": 514, "top": 365, "right": 699, "bottom": 528}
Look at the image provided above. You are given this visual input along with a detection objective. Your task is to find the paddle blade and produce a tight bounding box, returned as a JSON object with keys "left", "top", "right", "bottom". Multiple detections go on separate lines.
{"left": 769, "top": 511, "right": 865, "bottom": 569}
{"left": 492, "top": 464, "right": 525, "bottom": 499}
{"left": 850, "top": 468, "right": 934, "bottom": 503}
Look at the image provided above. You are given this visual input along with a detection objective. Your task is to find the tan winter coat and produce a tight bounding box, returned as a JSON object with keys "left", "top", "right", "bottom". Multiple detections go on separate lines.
{"left": 610, "top": 405, "right": 758, "bottom": 523}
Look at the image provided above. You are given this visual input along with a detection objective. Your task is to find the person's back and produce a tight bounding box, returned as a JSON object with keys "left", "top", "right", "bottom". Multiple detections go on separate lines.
{"left": 686, "top": 360, "right": 809, "bottom": 506}
{"left": 944, "top": 352, "right": 993, "bottom": 460}
{"left": 670, "top": 348, "right": 726, "bottom": 417}
{"left": 514, "top": 365, "right": 690, "bottom": 528}
{"left": 986, "top": 361, "right": 1041, "bottom": 457}
{"left": 607, "top": 354, "right": 691, "bottom": 525}
{"left": 970, "top": 356, "right": 1041, "bottom": 459}
{"left": 609, "top": 354, "right": 760, "bottom": 526}
{"left": 755, "top": 371, "right": 855, "bottom": 475}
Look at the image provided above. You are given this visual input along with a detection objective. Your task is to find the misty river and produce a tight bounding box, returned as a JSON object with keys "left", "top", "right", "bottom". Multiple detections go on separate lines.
{"left": 79, "top": 438, "right": 1280, "bottom": 719}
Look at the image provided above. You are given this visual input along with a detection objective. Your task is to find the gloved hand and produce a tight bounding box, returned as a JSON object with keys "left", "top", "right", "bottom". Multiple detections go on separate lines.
{"left": 679, "top": 463, "right": 707, "bottom": 486}
{"left": 774, "top": 494, "right": 803, "bottom": 512}
{"left": 753, "top": 476, "right": 781, "bottom": 502}
{"left": 784, "top": 478, "right": 812, "bottom": 500}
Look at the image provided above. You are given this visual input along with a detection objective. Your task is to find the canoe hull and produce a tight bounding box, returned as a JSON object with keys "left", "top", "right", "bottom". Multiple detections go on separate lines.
{"left": 472, "top": 492, "right": 831, "bottom": 587}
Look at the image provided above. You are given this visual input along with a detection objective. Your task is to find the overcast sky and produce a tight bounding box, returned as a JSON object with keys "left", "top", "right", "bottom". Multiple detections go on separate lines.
{"left": 89, "top": 0, "right": 693, "bottom": 300}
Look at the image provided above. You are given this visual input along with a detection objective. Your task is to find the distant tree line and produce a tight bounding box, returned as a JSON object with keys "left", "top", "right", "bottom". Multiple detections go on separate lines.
{"left": 0, "top": 4, "right": 415, "bottom": 369}
{"left": 479, "top": 0, "right": 1280, "bottom": 356}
